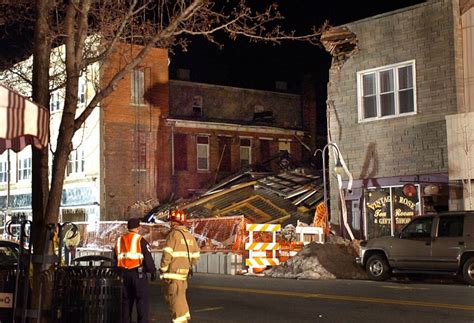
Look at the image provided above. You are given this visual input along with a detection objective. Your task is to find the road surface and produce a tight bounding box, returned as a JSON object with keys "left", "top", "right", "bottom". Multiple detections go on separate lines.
{"left": 147, "top": 273, "right": 474, "bottom": 322}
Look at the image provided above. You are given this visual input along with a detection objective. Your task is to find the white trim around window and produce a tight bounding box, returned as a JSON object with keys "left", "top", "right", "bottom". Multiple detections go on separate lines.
{"left": 357, "top": 60, "right": 417, "bottom": 122}
{"left": 18, "top": 157, "right": 32, "bottom": 182}
{"left": 0, "top": 160, "right": 8, "bottom": 183}
{"left": 131, "top": 68, "right": 145, "bottom": 105}
{"left": 239, "top": 138, "right": 252, "bottom": 167}
{"left": 67, "top": 149, "right": 85, "bottom": 176}
{"left": 196, "top": 136, "right": 209, "bottom": 171}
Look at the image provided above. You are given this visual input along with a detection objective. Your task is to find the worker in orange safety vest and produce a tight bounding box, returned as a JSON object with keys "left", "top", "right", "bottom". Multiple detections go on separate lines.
{"left": 160, "top": 210, "right": 200, "bottom": 323}
{"left": 115, "top": 218, "right": 156, "bottom": 323}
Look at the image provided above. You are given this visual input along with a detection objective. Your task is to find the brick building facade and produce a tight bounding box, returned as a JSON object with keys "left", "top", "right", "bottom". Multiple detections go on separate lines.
{"left": 100, "top": 45, "right": 169, "bottom": 219}
{"left": 160, "top": 79, "right": 307, "bottom": 198}
{"left": 1, "top": 44, "right": 313, "bottom": 223}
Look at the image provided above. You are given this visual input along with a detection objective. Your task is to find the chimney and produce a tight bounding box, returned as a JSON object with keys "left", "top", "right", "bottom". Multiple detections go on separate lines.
{"left": 177, "top": 68, "right": 191, "bottom": 81}
{"left": 275, "top": 81, "right": 288, "bottom": 91}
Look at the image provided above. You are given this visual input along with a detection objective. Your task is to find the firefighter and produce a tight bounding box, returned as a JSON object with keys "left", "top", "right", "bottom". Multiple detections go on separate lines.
{"left": 160, "top": 210, "right": 200, "bottom": 323}
{"left": 115, "top": 218, "right": 157, "bottom": 323}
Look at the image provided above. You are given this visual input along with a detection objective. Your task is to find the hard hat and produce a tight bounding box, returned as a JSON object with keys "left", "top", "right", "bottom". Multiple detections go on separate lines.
{"left": 168, "top": 209, "right": 186, "bottom": 224}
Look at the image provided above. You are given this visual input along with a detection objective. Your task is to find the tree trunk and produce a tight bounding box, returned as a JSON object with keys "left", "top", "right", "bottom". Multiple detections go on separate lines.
{"left": 31, "top": 0, "right": 54, "bottom": 321}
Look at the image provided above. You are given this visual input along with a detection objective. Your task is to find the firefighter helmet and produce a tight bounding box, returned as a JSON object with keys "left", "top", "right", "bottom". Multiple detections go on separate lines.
{"left": 168, "top": 209, "right": 186, "bottom": 224}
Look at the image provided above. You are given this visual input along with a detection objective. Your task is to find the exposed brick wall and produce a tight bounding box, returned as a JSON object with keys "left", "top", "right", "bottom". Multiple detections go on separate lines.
{"left": 169, "top": 80, "right": 303, "bottom": 129}
{"left": 168, "top": 126, "right": 303, "bottom": 198}
{"left": 100, "top": 45, "right": 169, "bottom": 220}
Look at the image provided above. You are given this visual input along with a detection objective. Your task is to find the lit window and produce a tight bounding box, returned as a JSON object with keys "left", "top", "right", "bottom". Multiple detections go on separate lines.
{"left": 240, "top": 138, "right": 252, "bottom": 167}
{"left": 0, "top": 161, "right": 8, "bottom": 183}
{"left": 278, "top": 140, "right": 291, "bottom": 153}
{"left": 18, "top": 158, "right": 32, "bottom": 181}
{"left": 67, "top": 150, "right": 85, "bottom": 176}
{"left": 357, "top": 60, "right": 416, "bottom": 121}
{"left": 131, "top": 68, "right": 145, "bottom": 105}
{"left": 196, "top": 136, "right": 209, "bottom": 171}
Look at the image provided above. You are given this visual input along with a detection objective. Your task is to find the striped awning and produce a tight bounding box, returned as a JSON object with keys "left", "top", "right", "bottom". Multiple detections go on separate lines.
{"left": 0, "top": 84, "right": 49, "bottom": 154}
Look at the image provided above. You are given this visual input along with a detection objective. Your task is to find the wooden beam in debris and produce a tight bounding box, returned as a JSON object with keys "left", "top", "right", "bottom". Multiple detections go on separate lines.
{"left": 183, "top": 181, "right": 257, "bottom": 209}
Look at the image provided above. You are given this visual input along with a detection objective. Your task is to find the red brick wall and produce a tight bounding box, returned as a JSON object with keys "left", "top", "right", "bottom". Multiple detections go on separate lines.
{"left": 100, "top": 44, "right": 169, "bottom": 220}
{"left": 168, "top": 126, "right": 303, "bottom": 198}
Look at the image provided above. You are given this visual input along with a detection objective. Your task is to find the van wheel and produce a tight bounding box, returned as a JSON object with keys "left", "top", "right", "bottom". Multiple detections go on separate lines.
{"left": 463, "top": 257, "right": 474, "bottom": 285}
{"left": 366, "top": 254, "right": 391, "bottom": 281}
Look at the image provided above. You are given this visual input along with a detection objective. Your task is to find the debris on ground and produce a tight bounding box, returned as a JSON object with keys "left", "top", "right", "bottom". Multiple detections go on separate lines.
{"left": 264, "top": 235, "right": 367, "bottom": 280}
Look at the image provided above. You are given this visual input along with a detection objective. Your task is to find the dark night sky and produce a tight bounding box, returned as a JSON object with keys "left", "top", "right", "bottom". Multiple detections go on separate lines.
{"left": 169, "top": 0, "right": 425, "bottom": 95}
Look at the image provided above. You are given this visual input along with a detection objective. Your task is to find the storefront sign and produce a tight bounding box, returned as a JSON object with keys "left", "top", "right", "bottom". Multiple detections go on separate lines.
{"left": 365, "top": 186, "right": 419, "bottom": 238}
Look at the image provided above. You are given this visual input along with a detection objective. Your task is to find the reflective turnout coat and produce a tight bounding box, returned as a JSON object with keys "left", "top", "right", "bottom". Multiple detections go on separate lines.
{"left": 160, "top": 226, "right": 200, "bottom": 280}
{"left": 160, "top": 225, "right": 200, "bottom": 322}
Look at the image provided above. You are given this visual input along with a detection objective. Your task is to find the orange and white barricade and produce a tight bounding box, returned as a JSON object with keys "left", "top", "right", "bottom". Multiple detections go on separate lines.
{"left": 245, "top": 224, "right": 281, "bottom": 274}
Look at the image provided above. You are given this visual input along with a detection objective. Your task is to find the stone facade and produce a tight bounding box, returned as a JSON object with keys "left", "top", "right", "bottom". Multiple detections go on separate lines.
{"left": 327, "top": 0, "right": 465, "bottom": 238}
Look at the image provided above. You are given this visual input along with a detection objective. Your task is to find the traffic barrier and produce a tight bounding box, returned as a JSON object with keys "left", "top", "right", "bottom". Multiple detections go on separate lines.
{"left": 245, "top": 224, "right": 281, "bottom": 274}
{"left": 245, "top": 242, "right": 280, "bottom": 251}
{"left": 246, "top": 224, "right": 281, "bottom": 232}
{"left": 245, "top": 257, "right": 280, "bottom": 267}
{"left": 295, "top": 226, "right": 324, "bottom": 244}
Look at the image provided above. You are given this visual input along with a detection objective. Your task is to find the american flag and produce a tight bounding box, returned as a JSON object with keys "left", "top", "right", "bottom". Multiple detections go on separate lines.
{"left": 0, "top": 83, "right": 49, "bottom": 153}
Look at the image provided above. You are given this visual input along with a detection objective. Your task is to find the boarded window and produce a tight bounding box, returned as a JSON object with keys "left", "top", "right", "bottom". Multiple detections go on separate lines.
{"left": 174, "top": 134, "right": 188, "bottom": 171}
{"left": 132, "top": 132, "right": 147, "bottom": 171}
{"left": 260, "top": 139, "right": 271, "bottom": 162}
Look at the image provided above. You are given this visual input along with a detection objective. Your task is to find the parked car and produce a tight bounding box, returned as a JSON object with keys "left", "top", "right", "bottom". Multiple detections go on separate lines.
{"left": 356, "top": 211, "right": 474, "bottom": 285}
{"left": 0, "top": 240, "right": 23, "bottom": 266}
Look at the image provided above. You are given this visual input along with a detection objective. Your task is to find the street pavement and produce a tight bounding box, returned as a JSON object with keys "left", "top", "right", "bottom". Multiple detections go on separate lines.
{"left": 146, "top": 273, "right": 474, "bottom": 323}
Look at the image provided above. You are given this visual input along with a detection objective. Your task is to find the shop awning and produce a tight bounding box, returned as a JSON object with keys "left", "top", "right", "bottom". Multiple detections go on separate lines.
{"left": 0, "top": 83, "right": 49, "bottom": 153}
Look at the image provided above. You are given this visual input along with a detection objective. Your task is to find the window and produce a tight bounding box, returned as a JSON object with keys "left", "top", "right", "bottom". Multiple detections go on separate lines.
{"left": 133, "top": 132, "right": 147, "bottom": 171}
{"left": 278, "top": 140, "right": 291, "bottom": 153}
{"left": 192, "top": 96, "right": 203, "bottom": 117}
{"left": 50, "top": 92, "right": 61, "bottom": 112}
{"left": 67, "top": 150, "right": 85, "bottom": 175}
{"left": 240, "top": 138, "right": 251, "bottom": 167}
{"left": 0, "top": 161, "right": 7, "bottom": 183}
{"left": 260, "top": 139, "right": 271, "bottom": 162}
{"left": 400, "top": 217, "right": 432, "bottom": 239}
{"left": 131, "top": 68, "right": 145, "bottom": 105}
{"left": 18, "top": 158, "right": 32, "bottom": 181}
{"left": 365, "top": 185, "right": 420, "bottom": 239}
{"left": 438, "top": 215, "right": 464, "bottom": 237}
{"left": 358, "top": 60, "right": 415, "bottom": 121}
{"left": 196, "top": 136, "right": 209, "bottom": 171}
{"left": 78, "top": 78, "right": 86, "bottom": 106}
{"left": 174, "top": 134, "right": 188, "bottom": 171}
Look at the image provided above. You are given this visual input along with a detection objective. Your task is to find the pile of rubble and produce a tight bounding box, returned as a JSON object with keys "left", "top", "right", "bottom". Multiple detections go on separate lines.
{"left": 265, "top": 236, "right": 368, "bottom": 280}
{"left": 125, "top": 199, "right": 160, "bottom": 219}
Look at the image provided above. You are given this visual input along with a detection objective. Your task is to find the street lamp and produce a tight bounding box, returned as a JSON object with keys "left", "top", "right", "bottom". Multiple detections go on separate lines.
{"left": 313, "top": 143, "right": 344, "bottom": 231}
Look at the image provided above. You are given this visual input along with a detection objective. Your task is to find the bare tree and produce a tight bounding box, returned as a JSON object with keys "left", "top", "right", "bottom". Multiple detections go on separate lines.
{"left": 2, "top": 0, "right": 325, "bottom": 320}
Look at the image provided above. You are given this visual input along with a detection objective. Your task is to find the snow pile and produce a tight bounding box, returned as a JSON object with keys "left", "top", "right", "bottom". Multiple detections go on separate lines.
{"left": 264, "top": 236, "right": 368, "bottom": 280}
